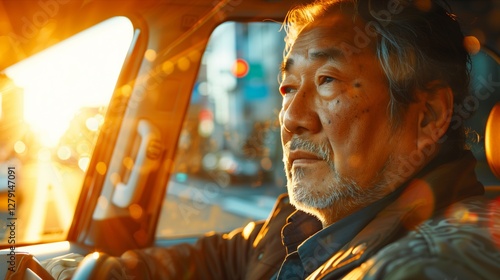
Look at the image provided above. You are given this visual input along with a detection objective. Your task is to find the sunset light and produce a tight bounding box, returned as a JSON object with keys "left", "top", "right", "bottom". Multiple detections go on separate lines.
{"left": 4, "top": 16, "right": 134, "bottom": 147}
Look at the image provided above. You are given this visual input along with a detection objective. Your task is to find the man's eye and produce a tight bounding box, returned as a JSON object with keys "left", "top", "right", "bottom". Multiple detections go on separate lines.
{"left": 319, "top": 76, "right": 335, "bottom": 85}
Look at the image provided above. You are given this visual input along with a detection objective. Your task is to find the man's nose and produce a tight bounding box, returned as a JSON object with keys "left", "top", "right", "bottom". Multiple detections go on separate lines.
{"left": 281, "top": 91, "right": 321, "bottom": 134}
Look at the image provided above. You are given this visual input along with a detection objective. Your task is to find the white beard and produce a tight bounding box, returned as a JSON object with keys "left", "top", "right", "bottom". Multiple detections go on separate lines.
{"left": 283, "top": 137, "right": 394, "bottom": 223}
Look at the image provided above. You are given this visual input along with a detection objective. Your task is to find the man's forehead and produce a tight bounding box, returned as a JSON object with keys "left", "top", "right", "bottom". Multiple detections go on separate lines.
{"left": 282, "top": 15, "right": 359, "bottom": 73}
{"left": 292, "top": 14, "right": 359, "bottom": 54}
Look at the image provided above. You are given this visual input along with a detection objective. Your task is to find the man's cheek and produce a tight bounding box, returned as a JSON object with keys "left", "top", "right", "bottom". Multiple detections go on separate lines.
{"left": 323, "top": 105, "right": 356, "bottom": 142}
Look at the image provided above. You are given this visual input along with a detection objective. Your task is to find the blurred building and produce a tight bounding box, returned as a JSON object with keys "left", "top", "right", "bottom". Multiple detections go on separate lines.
{"left": 173, "top": 22, "right": 286, "bottom": 185}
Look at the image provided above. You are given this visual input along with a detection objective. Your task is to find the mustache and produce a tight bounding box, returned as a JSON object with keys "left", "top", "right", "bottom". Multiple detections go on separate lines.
{"left": 285, "top": 137, "right": 332, "bottom": 162}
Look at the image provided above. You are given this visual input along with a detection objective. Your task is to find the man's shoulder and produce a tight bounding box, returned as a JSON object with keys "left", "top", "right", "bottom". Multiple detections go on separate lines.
{"left": 407, "top": 195, "right": 499, "bottom": 248}
{"left": 351, "top": 196, "right": 500, "bottom": 279}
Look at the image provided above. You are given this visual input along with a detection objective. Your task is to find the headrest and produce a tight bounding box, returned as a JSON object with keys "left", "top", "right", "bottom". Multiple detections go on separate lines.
{"left": 486, "top": 102, "right": 500, "bottom": 179}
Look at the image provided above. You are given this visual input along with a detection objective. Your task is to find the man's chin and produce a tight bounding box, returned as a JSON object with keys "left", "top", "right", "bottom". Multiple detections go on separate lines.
{"left": 289, "top": 196, "right": 332, "bottom": 225}
{"left": 288, "top": 185, "right": 335, "bottom": 210}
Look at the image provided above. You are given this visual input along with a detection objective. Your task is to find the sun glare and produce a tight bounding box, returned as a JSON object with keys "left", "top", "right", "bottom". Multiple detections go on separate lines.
{"left": 4, "top": 17, "right": 134, "bottom": 147}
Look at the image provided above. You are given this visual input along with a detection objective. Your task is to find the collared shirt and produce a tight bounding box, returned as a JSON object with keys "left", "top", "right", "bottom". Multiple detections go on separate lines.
{"left": 274, "top": 186, "right": 407, "bottom": 279}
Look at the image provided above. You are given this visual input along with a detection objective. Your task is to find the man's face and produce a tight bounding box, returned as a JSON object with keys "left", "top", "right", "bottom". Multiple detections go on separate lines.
{"left": 279, "top": 13, "right": 420, "bottom": 225}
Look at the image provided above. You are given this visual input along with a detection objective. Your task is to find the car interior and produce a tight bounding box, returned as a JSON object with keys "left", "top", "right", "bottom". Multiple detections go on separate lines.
{"left": 0, "top": 0, "right": 499, "bottom": 279}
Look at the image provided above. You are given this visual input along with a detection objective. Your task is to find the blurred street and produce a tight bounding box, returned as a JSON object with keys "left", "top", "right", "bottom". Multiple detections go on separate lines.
{"left": 0, "top": 158, "right": 84, "bottom": 243}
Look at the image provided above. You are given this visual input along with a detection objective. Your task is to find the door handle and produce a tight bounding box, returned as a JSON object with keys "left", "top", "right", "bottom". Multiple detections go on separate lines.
{"left": 112, "top": 120, "right": 162, "bottom": 208}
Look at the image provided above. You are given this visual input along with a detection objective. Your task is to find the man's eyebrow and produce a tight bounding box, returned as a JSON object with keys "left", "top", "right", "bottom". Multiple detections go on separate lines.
{"left": 309, "top": 48, "right": 346, "bottom": 62}
{"left": 279, "top": 48, "right": 344, "bottom": 76}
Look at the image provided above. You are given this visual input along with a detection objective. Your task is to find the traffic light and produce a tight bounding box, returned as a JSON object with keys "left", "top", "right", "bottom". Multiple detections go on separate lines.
{"left": 231, "top": 58, "right": 249, "bottom": 78}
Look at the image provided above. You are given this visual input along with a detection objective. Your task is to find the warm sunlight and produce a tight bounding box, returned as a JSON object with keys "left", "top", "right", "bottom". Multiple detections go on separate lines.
{"left": 3, "top": 16, "right": 134, "bottom": 147}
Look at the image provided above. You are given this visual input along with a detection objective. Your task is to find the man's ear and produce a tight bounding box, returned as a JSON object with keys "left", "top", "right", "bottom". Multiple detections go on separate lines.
{"left": 416, "top": 81, "right": 453, "bottom": 151}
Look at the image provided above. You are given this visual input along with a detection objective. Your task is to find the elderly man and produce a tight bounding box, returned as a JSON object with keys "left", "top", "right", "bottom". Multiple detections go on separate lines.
{"left": 44, "top": 0, "right": 500, "bottom": 279}
{"left": 274, "top": 0, "right": 500, "bottom": 278}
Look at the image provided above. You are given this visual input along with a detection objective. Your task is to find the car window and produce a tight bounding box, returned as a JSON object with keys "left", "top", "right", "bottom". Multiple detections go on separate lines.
{"left": 156, "top": 22, "right": 287, "bottom": 238}
{"left": 0, "top": 17, "right": 134, "bottom": 244}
